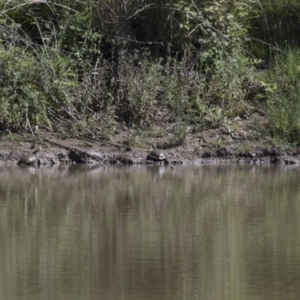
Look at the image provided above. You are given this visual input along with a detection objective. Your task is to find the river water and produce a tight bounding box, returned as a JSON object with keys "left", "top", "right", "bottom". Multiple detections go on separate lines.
{"left": 0, "top": 164, "right": 300, "bottom": 300}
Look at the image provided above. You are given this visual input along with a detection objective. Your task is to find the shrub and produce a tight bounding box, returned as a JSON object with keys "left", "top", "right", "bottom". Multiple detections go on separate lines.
{"left": 0, "top": 45, "right": 79, "bottom": 131}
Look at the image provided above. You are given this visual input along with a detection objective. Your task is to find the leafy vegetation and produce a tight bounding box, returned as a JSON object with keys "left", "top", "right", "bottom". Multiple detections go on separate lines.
{"left": 0, "top": 0, "right": 300, "bottom": 146}
{"left": 264, "top": 48, "right": 300, "bottom": 143}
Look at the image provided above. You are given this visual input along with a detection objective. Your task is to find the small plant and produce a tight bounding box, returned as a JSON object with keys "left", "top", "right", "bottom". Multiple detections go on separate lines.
{"left": 162, "top": 123, "right": 191, "bottom": 148}
{"left": 125, "top": 127, "right": 141, "bottom": 148}
{"left": 234, "top": 143, "right": 251, "bottom": 154}
{"left": 210, "top": 134, "right": 227, "bottom": 150}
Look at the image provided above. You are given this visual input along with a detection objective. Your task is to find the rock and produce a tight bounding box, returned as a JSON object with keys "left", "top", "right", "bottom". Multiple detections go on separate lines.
{"left": 283, "top": 157, "right": 299, "bottom": 165}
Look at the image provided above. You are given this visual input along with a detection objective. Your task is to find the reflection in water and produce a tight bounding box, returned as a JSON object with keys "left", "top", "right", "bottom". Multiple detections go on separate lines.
{"left": 0, "top": 164, "right": 300, "bottom": 300}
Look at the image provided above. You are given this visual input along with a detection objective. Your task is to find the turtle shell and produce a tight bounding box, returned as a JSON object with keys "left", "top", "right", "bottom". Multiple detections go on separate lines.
{"left": 19, "top": 153, "right": 38, "bottom": 165}
{"left": 147, "top": 150, "right": 167, "bottom": 162}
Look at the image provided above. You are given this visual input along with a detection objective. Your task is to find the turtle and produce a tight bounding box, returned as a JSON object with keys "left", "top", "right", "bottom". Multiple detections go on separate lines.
{"left": 18, "top": 149, "right": 40, "bottom": 165}
{"left": 146, "top": 145, "right": 167, "bottom": 163}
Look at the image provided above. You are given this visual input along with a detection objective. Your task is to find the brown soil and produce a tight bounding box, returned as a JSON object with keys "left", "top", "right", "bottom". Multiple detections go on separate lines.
{"left": 0, "top": 113, "right": 299, "bottom": 166}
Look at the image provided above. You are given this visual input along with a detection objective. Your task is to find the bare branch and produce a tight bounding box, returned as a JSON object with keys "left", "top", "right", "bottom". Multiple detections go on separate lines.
{"left": 126, "top": 3, "right": 155, "bottom": 20}
{"left": 107, "top": 34, "right": 164, "bottom": 46}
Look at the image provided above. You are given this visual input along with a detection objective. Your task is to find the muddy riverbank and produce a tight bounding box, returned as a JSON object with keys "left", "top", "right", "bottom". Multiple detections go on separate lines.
{"left": 1, "top": 118, "right": 300, "bottom": 166}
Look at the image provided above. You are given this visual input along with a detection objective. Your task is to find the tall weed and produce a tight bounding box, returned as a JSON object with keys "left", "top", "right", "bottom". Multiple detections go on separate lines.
{"left": 0, "top": 45, "right": 80, "bottom": 131}
{"left": 248, "top": 0, "right": 300, "bottom": 61}
{"left": 266, "top": 48, "right": 300, "bottom": 142}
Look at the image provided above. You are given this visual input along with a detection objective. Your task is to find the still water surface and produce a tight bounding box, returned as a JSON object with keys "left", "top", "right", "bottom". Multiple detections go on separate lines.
{"left": 0, "top": 164, "right": 300, "bottom": 300}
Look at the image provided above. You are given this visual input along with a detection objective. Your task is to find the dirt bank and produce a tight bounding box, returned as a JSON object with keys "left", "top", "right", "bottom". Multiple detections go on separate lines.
{"left": 0, "top": 113, "right": 299, "bottom": 166}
